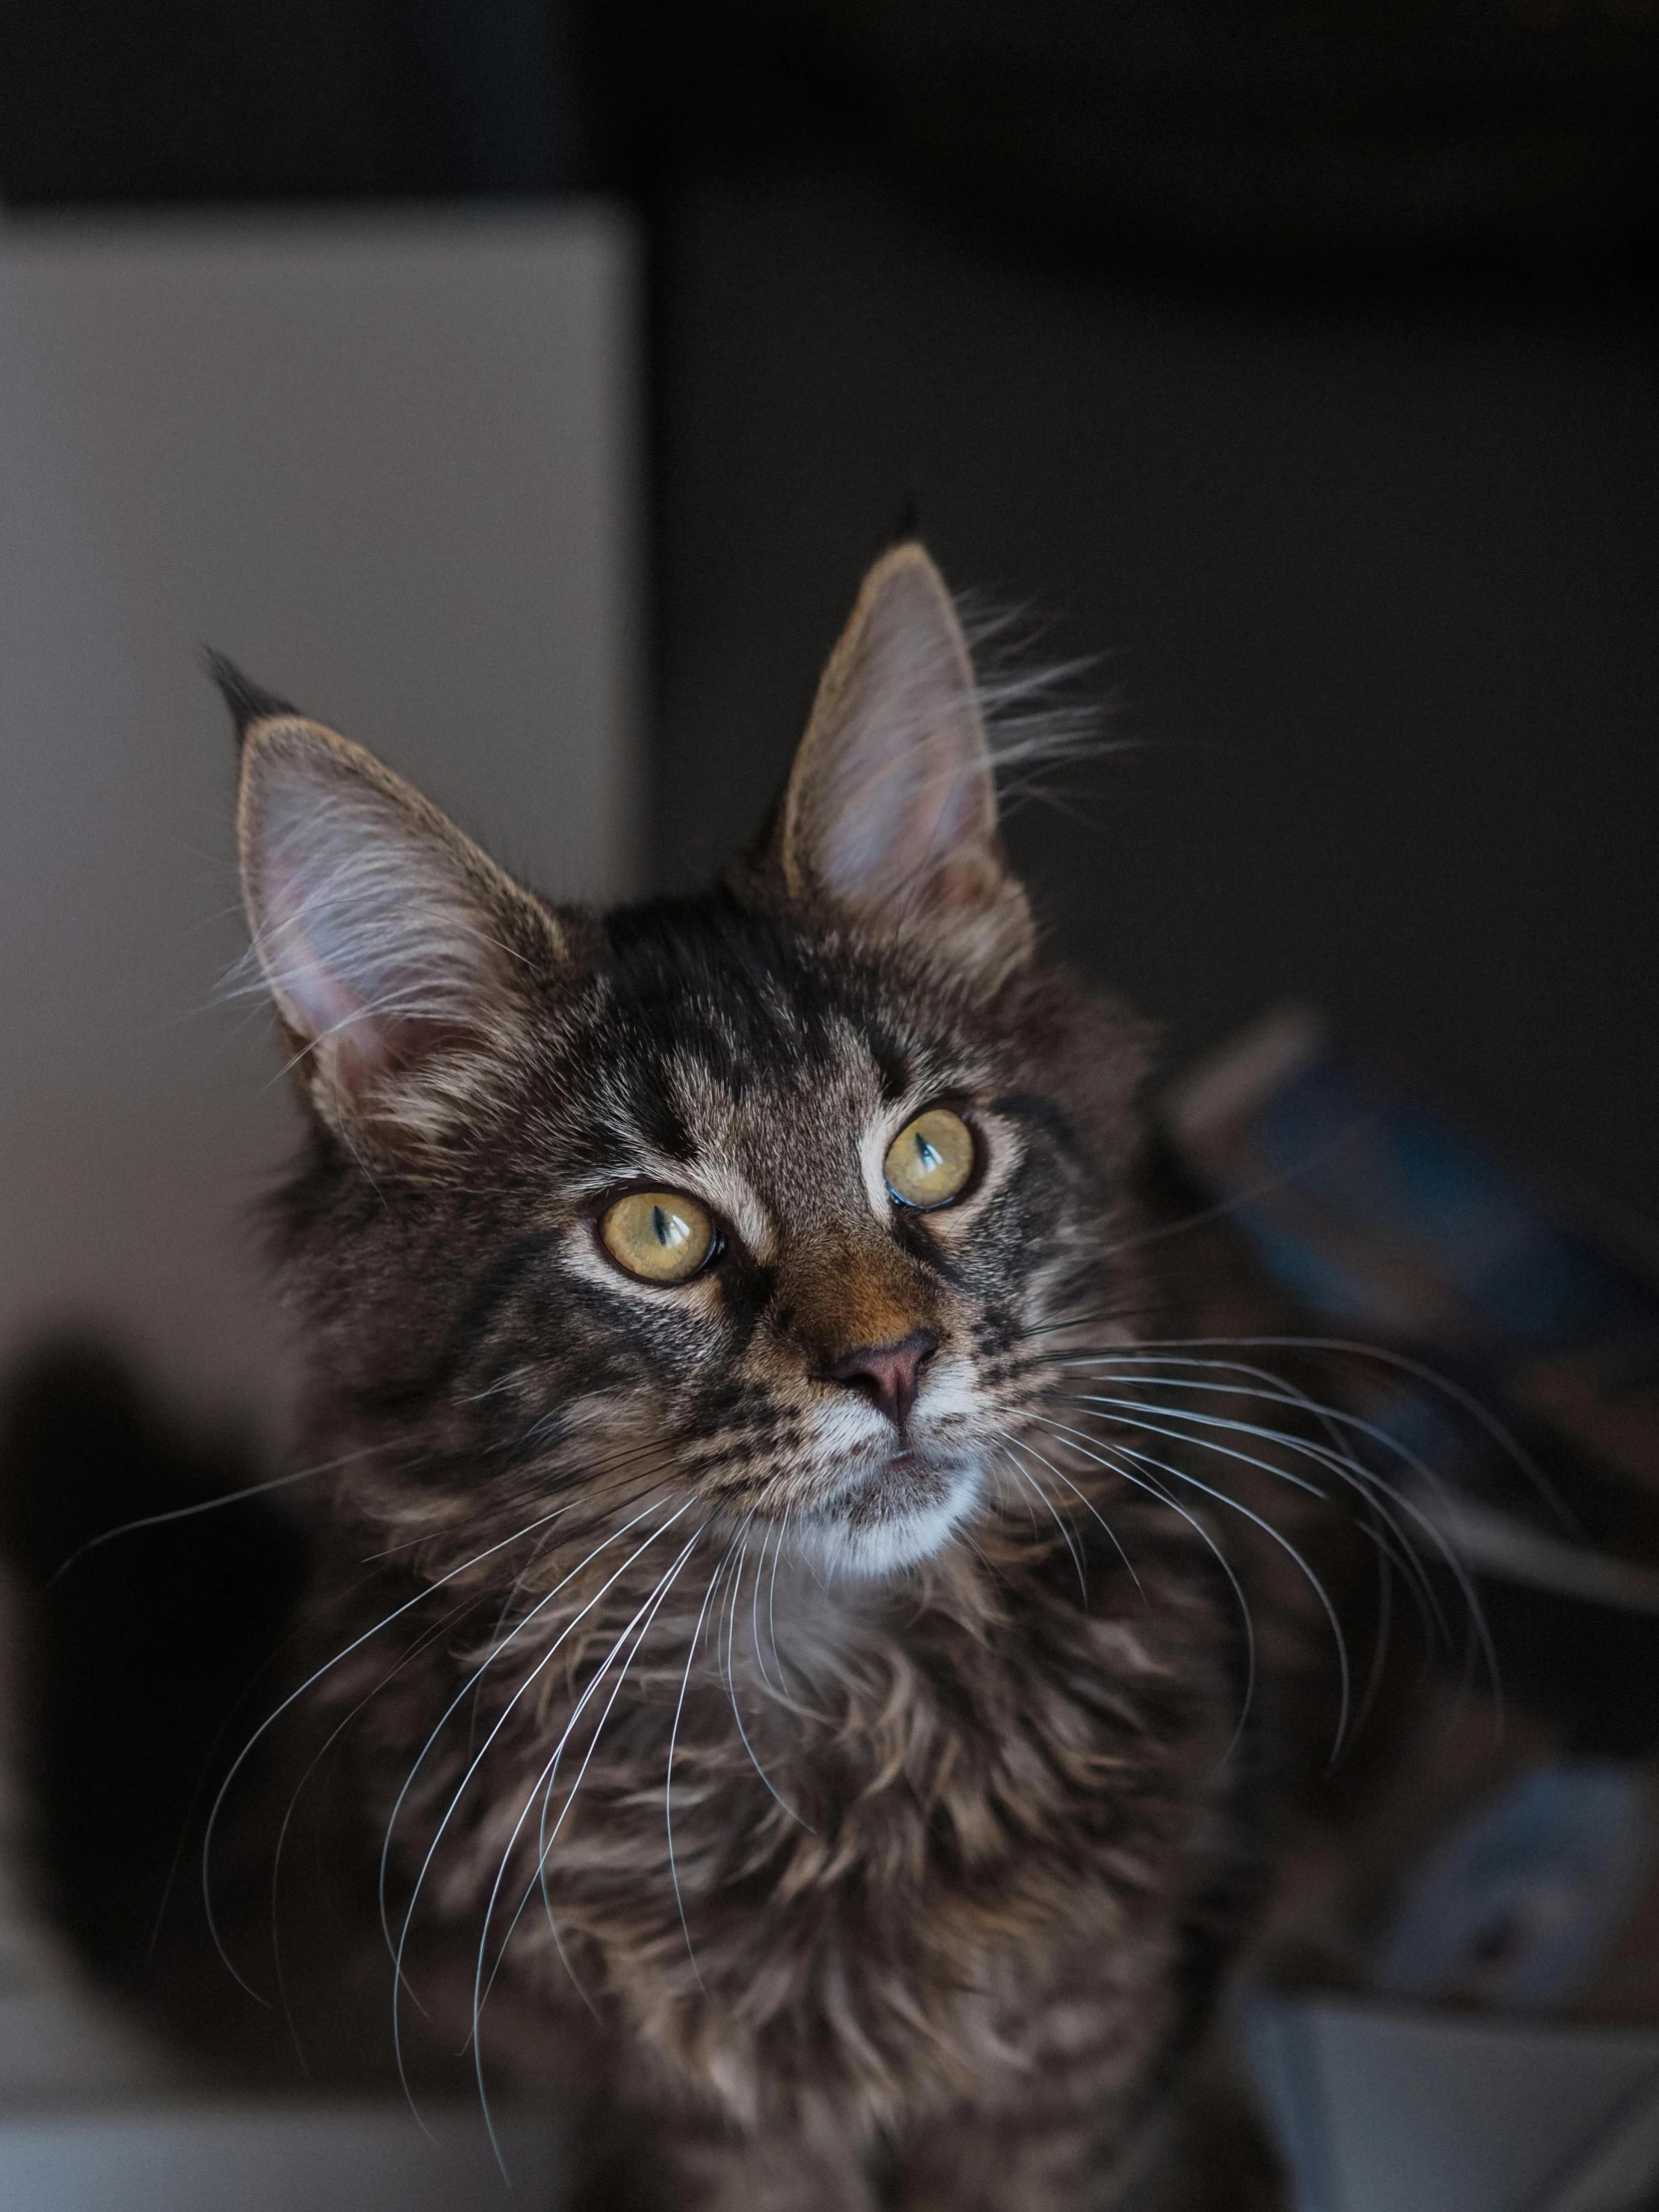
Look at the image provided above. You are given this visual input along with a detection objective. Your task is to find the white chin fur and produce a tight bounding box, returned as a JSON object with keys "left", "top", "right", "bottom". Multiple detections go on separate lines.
{"left": 795, "top": 1460, "right": 983, "bottom": 1581}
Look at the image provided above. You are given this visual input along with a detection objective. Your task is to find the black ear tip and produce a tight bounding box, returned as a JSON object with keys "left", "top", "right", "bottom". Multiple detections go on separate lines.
{"left": 887, "top": 493, "right": 922, "bottom": 550}
{"left": 204, "top": 649, "right": 298, "bottom": 745}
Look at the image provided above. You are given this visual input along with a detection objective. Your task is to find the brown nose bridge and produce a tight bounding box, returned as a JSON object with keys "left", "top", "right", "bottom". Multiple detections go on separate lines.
{"left": 779, "top": 1229, "right": 939, "bottom": 1373}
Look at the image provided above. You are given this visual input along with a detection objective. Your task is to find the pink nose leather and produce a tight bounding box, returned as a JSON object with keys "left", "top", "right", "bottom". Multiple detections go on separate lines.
{"left": 825, "top": 1331, "right": 938, "bottom": 1432}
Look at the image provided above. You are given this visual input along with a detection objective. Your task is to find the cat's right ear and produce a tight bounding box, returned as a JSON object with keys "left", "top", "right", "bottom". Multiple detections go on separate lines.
{"left": 773, "top": 543, "right": 1034, "bottom": 985}
{"left": 226, "top": 677, "right": 565, "bottom": 1149}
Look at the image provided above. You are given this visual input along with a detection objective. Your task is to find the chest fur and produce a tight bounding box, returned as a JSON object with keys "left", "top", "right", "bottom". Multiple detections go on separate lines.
{"left": 371, "top": 1561, "right": 1244, "bottom": 2126}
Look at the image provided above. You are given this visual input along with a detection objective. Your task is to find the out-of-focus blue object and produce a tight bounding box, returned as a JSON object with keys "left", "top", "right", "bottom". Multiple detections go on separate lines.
{"left": 1195, "top": 1015, "right": 1659, "bottom": 2207}
{"left": 1172, "top": 1008, "right": 1657, "bottom": 1352}
{"left": 1167, "top": 1008, "right": 1659, "bottom": 1616}
{"left": 1373, "top": 1760, "right": 1653, "bottom": 2012}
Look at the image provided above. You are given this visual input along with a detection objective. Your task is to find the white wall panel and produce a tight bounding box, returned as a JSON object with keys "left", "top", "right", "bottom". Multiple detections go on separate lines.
{"left": 0, "top": 209, "right": 641, "bottom": 1414}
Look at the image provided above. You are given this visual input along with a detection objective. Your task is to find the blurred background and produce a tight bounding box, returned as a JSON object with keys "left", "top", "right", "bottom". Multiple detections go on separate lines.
{"left": 1, "top": 0, "right": 1656, "bottom": 1393}
{"left": 3, "top": 0, "right": 1654, "bottom": 1212}
{"left": 0, "top": 6, "right": 1657, "bottom": 2207}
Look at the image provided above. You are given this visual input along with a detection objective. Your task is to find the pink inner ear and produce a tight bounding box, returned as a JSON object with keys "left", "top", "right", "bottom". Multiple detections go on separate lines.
{"left": 258, "top": 879, "right": 373, "bottom": 1051}
{"left": 259, "top": 851, "right": 491, "bottom": 1098}
{"left": 812, "top": 629, "right": 994, "bottom": 916}
{"left": 245, "top": 761, "right": 503, "bottom": 1095}
{"left": 817, "top": 735, "right": 982, "bottom": 911}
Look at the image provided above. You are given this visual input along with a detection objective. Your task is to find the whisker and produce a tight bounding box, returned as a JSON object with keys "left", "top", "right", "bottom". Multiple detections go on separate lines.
{"left": 1008, "top": 1431, "right": 1146, "bottom": 1601}
{"left": 1053, "top": 1328, "right": 1563, "bottom": 1524}
{"left": 1058, "top": 1382, "right": 1493, "bottom": 1693}
{"left": 1062, "top": 1361, "right": 1457, "bottom": 1649}
{"left": 389, "top": 1499, "right": 693, "bottom": 2108}
{"left": 358, "top": 1431, "right": 675, "bottom": 1566}
{"left": 1082, "top": 1354, "right": 1449, "bottom": 1660}
{"left": 47, "top": 1437, "right": 396, "bottom": 1588}
{"left": 749, "top": 1518, "right": 783, "bottom": 1700}
{"left": 521, "top": 1528, "right": 710, "bottom": 1990}
{"left": 995, "top": 1445, "right": 1087, "bottom": 1601}
{"left": 722, "top": 1515, "right": 813, "bottom": 1832}
{"left": 202, "top": 1493, "right": 589, "bottom": 2004}
{"left": 268, "top": 1589, "right": 482, "bottom": 2076}
{"left": 378, "top": 1487, "right": 671, "bottom": 1983}
{"left": 463, "top": 1522, "right": 710, "bottom": 2173}
{"left": 1029, "top": 1412, "right": 1353, "bottom": 1762}
{"left": 1104, "top": 1110, "right": 1380, "bottom": 1258}
{"left": 1046, "top": 1429, "right": 1260, "bottom": 1763}
{"left": 148, "top": 1567, "right": 393, "bottom": 1972}
{"left": 666, "top": 1544, "right": 744, "bottom": 1989}
{"left": 766, "top": 1506, "right": 791, "bottom": 1698}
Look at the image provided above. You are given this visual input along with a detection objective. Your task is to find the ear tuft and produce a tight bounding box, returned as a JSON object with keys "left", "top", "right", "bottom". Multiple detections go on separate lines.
{"left": 778, "top": 544, "right": 1033, "bottom": 982}
{"left": 236, "top": 716, "right": 563, "bottom": 1146}
{"left": 888, "top": 494, "right": 921, "bottom": 547}
{"left": 205, "top": 652, "right": 298, "bottom": 747}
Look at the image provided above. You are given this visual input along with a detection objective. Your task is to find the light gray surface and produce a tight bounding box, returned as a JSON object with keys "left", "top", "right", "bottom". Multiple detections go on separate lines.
{"left": 0, "top": 209, "right": 641, "bottom": 1414}
{"left": 1532, "top": 2073, "right": 1659, "bottom": 2212}
{"left": 0, "top": 2103, "right": 562, "bottom": 2212}
{"left": 1245, "top": 1993, "right": 1659, "bottom": 2212}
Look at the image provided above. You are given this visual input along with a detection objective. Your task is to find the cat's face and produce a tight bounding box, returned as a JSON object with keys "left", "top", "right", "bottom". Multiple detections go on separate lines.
{"left": 232, "top": 547, "right": 1144, "bottom": 1578}
{"left": 466, "top": 921, "right": 1136, "bottom": 1579}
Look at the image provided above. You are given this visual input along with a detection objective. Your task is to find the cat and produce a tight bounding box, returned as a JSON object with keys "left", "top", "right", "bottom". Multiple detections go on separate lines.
{"left": 3, "top": 542, "right": 1383, "bottom": 2209}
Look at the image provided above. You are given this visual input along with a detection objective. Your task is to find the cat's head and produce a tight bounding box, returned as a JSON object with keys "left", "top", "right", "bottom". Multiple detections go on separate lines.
{"left": 232, "top": 546, "right": 1147, "bottom": 1579}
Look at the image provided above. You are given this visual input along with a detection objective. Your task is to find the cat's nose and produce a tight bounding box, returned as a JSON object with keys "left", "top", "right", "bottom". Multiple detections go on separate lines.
{"left": 825, "top": 1331, "right": 938, "bottom": 1432}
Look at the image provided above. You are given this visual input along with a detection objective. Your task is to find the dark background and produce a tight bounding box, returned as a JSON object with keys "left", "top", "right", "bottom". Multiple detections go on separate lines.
{"left": 3, "top": 0, "right": 1655, "bottom": 1224}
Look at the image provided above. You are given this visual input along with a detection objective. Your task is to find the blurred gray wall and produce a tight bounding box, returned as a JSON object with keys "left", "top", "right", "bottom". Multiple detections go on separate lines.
{"left": 658, "top": 175, "right": 1659, "bottom": 1229}
{"left": 0, "top": 209, "right": 641, "bottom": 1415}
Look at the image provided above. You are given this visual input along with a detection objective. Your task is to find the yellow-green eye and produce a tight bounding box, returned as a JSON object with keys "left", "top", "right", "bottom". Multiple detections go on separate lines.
{"left": 883, "top": 1108, "right": 975, "bottom": 1210}
{"left": 600, "top": 1191, "right": 716, "bottom": 1283}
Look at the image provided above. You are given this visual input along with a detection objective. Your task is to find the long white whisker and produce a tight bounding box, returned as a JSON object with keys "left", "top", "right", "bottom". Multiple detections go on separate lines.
{"left": 202, "top": 1494, "right": 585, "bottom": 2002}
{"left": 723, "top": 1520, "right": 813, "bottom": 1832}
{"left": 1051, "top": 1429, "right": 1259, "bottom": 1762}
{"left": 1011, "top": 1432, "right": 1146, "bottom": 1600}
{"left": 996, "top": 1445, "right": 1087, "bottom": 1600}
{"left": 521, "top": 1529, "right": 709, "bottom": 1989}
{"left": 378, "top": 1491, "right": 670, "bottom": 1977}
{"left": 1068, "top": 1362, "right": 1455, "bottom": 1648}
{"left": 1062, "top": 1330, "right": 1563, "bottom": 1523}
{"left": 268, "top": 1590, "right": 480, "bottom": 2074}
{"left": 1060, "top": 1383, "right": 1494, "bottom": 1694}
{"left": 389, "top": 1499, "right": 693, "bottom": 2109}
{"left": 463, "top": 1525, "right": 709, "bottom": 2173}
{"left": 48, "top": 1437, "right": 395, "bottom": 1588}
{"left": 766, "top": 1506, "right": 791, "bottom": 1694}
{"left": 749, "top": 1519, "right": 783, "bottom": 1699}
{"left": 666, "top": 1544, "right": 743, "bottom": 1988}
{"left": 1030, "top": 1411, "right": 1354, "bottom": 1761}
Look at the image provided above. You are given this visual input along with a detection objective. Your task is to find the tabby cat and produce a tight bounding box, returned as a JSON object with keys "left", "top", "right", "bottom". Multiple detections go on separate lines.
{"left": 12, "top": 545, "right": 1378, "bottom": 2208}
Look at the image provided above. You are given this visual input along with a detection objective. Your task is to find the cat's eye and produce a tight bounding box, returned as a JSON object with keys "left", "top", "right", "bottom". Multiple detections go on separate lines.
{"left": 883, "top": 1108, "right": 975, "bottom": 1211}
{"left": 599, "top": 1191, "right": 717, "bottom": 1284}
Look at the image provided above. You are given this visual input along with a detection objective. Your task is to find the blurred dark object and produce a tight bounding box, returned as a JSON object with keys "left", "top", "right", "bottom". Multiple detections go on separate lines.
{"left": 0, "top": 1343, "right": 304, "bottom": 1974}
{"left": 3, "top": 1, "right": 1655, "bottom": 282}
{"left": 1166, "top": 1012, "right": 1659, "bottom": 2100}
{"left": 1167, "top": 1008, "right": 1659, "bottom": 1757}
{"left": 724, "top": 0, "right": 1659, "bottom": 279}
{"left": 0, "top": 0, "right": 589, "bottom": 203}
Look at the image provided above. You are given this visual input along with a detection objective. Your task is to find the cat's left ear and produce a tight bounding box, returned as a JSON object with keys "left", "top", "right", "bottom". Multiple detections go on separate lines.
{"left": 776, "top": 543, "right": 1033, "bottom": 982}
